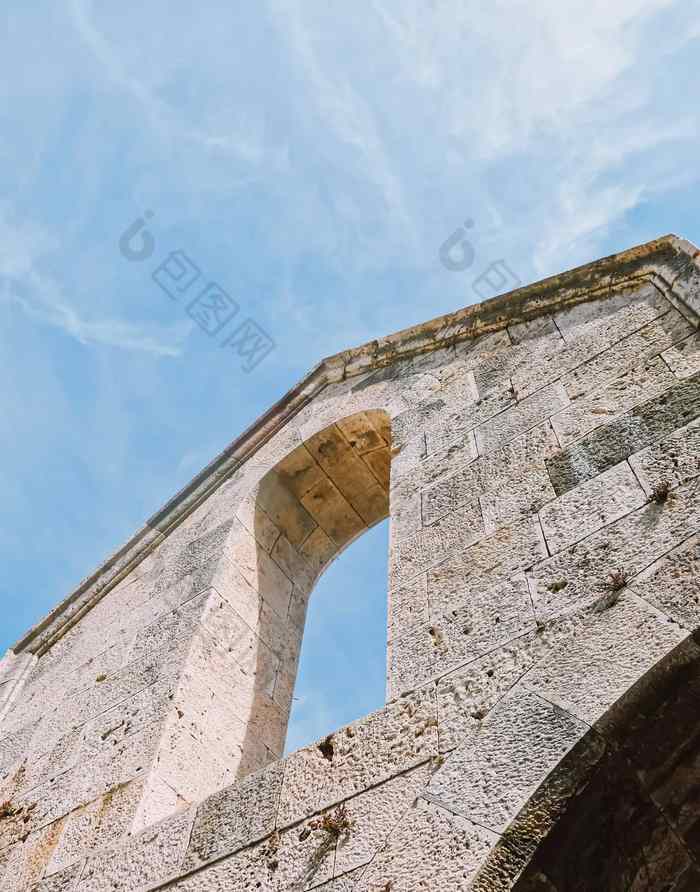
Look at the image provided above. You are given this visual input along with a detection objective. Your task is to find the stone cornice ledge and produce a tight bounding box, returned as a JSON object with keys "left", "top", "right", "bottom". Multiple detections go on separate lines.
{"left": 11, "top": 234, "right": 700, "bottom": 657}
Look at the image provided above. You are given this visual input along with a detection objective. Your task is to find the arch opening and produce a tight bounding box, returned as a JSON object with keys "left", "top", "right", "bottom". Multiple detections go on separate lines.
{"left": 238, "top": 409, "right": 392, "bottom": 776}
{"left": 284, "top": 516, "right": 389, "bottom": 753}
{"left": 498, "top": 637, "right": 700, "bottom": 892}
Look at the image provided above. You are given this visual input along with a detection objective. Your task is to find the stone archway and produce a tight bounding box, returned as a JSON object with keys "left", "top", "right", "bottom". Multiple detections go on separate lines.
{"left": 473, "top": 631, "right": 700, "bottom": 892}
{"left": 234, "top": 409, "right": 393, "bottom": 780}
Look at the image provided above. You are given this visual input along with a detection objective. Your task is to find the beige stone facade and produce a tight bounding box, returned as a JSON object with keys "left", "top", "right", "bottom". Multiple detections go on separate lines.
{"left": 0, "top": 234, "right": 699, "bottom": 890}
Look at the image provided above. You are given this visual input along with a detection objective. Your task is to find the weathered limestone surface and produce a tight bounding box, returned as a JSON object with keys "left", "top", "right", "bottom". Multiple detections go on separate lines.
{"left": 0, "top": 236, "right": 698, "bottom": 890}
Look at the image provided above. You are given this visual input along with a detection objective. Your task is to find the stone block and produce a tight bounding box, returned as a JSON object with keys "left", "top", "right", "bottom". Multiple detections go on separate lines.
{"left": 428, "top": 688, "right": 588, "bottom": 833}
{"left": 422, "top": 422, "right": 559, "bottom": 527}
{"left": 424, "top": 386, "right": 516, "bottom": 456}
{"left": 428, "top": 517, "right": 547, "bottom": 617}
{"left": 546, "top": 373, "right": 700, "bottom": 496}
{"left": 301, "top": 477, "right": 365, "bottom": 548}
{"left": 437, "top": 631, "right": 550, "bottom": 752}
{"left": 305, "top": 424, "right": 389, "bottom": 524}
{"left": 22, "top": 723, "right": 158, "bottom": 833}
{"left": 387, "top": 574, "right": 429, "bottom": 643}
{"left": 539, "top": 460, "right": 646, "bottom": 553}
{"left": 396, "top": 431, "right": 478, "bottom": 494}
{"left": 560, "top": 308, "right": 692, "bottom": 400}
{"left": 127, "top": 591, "right": 209, "bottom": 666}
{"left": 388, "top": 477, "right": 422, "bottom": 542}
{"left": 77, "top": 807, "right": 193, "bottom": 892}
{"left": 225, "top": 525, "right": 294, "bottom": 620}
{"left": 475, "top": 384, "right": 569, "bottom": 454}
{"left": 298, "top": 526, "right": 337, "bottom": 575}
{"left": 628, "top": 417, "right": 700, "bottom": 496}
{"left": 629, "top": 535, "right": 700, "bottom": 630}
{"left": 507, "top": 300, "right": 687, "bottom": 402}
{"left": 336, "top": 411, "right": 389, "bottom": 455}
{"left": 278, "top": 688, "right": 438, "bottom": 827}
{"left": 551, "top": 355, "right": 675, "bottom": 446}
{"left": 353, "top": 798, "right": 496, "bottom": 891}
{"left": 391, "top": 400, "right": 447, "bottom": 452}
{"left": 79, "top": 682, "right": 173, "bottom": 759}
{"left": 390, "top": 576, "right": 535, "bottom": 695}
{"left": 390, "top": 501, "right": 484, "bottom": 586}
{"left": 333, "top": 763, "right": 431, "bottom": 877}
{"left": 662, "top": 331, "right": 700, "bottom": 378}
{"left": 553, "top": 282, "right": 669, "bottom": 343}
{"left": 1, "top": 818, "right": 69, "bottom": 891}
{"left": 30, "top": 863, "right": 83, "bottom": 892}
{"left": 523, "top": 594, "right": 687, "bottom": 726}
{"left": 150, "top": 520, "right": 235, "bottom": 600}
{"left": 46, "top": 780, "right": 144, "bottom": 876}
{"left": 256, "top": 471, "right": 318, "bottom": 548}
{"left": 530, "top": 478, "right": 700, "bottom": 621}
{"left": 151, "top": 837, "right": 272, "bottom": 891}
{"left": 390, "top": 430, "right": 426, "bottom": 483}
{"left": 235, "top": 496, "right": 280, "bottom": 554}
{"left": 183, "top": 761, "right": 284, "bottom": 869}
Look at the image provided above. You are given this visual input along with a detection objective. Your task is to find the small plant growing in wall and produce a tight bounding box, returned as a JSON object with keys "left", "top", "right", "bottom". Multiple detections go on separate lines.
{"left": 264, "top": 830, "right": 280, "bottom": 872}
{"left": 303, "top": 803, "right": 355, "bottom": 878}
{"left": 594, "top": 569, "right": 628, "bottom": 612}
{"left": 0, "top": 801, "right": 17, "bottom": 820}
{"left": 606, "top": 569, "right": 628, "bottom": 592}
{"left": 648, "top": 480, "right": 671, "bottom": 504}
{"left": 309, "top": 803, "right": 353, "bottom": 840}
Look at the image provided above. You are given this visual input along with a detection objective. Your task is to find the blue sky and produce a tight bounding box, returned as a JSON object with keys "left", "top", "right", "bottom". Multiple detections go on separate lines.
{"left": 1, "top": 1, "right": 699, "bottom": 750}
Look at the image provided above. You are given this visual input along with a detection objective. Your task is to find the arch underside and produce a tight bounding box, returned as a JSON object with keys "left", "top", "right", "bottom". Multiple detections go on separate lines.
{"left": 478, "top": 635, "right": 700, "bottom": 892}
{"left": 256, "top": 408, "right": 391, "bottom": 577}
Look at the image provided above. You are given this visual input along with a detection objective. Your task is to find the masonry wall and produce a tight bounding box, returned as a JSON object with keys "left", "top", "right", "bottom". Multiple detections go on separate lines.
{"left": 0, "top": 241, "right": 699, "bottom": 891}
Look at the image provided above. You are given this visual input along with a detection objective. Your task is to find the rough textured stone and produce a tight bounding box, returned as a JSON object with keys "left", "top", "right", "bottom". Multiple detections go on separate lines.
{"left": 428, "top": 517, "right": 547, "bottom": 617}
{"left": 429, "top": 688, "right": 588, "bottom": 833}
{"left": 546, "top": 372, "right": 700, "bottom": 495}
{"left": 390, "top": 500, "right": 484, "bottom": 586}
{"left": 530, "top": 478, "right": 700, "bottom": 621}
{"left": 475, "top": 384, "right": 569, "bottom": 454}
{"left": 629, "top": 535, "right": 700, "bottom": 630}
{"left": 554, "top": 282, "right": 669, "bottom": 343}
{"left": 628, "top": 416, "right": 700, "bottom": 496}
{"left": 77, "top": 808, "right": 193, "bottom": 891}
{"left": 551, "top": 355, "right": 676, "bottom": 446}
{"left": 423, "top": 386, "right": 515, "bottom": 457}
{"left": 662, "top": 330, "right": 700, "bottom": 378}
{"left": 390, "top": 576, "right": 535, "bottom": 695}
{"left": 30, "top": 863, "right": 83, "bottom": 892}
{"left": 538, "top": 460, "right": 646, "bottom": 553}
{"left": 387, "top": 574, "right": 429, "bottom": 643}
{"left": 333, "top": 763, "right": 431, "bottom": 877}
{"left": 183, "top": 762, "right": 284, "bottom": 869}
{"left": 278, "top": 689, "right": 438, "bottom": 826}
{"left": 353, "top": 798, "right": 496, "bottom": 892}
{"left": 422, "top": 422, "right": 559, "bottom": 528}
{"left": 523, "top": 594, "right": 687, "bottom": 725}
{"left": 558, "top": 308, "right": 692, "bottom": 400}
{"left": 46, "top": 780, "right": 145, "bottom": 876}
{"left": 436, "top": 629, "right": 571, "bottom": 753}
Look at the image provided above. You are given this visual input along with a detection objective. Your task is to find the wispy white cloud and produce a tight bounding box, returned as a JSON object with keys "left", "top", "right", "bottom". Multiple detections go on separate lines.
{"left": 0, "top": 206, "right": 186, "bottom": 356}
{"left": 3, "top": 276, "right": 185, "bottom": 357}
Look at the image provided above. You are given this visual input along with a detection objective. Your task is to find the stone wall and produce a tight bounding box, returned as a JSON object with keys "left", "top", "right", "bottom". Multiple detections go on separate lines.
{"left": 0, "top": 235, "right": 698, "bottom": 890}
